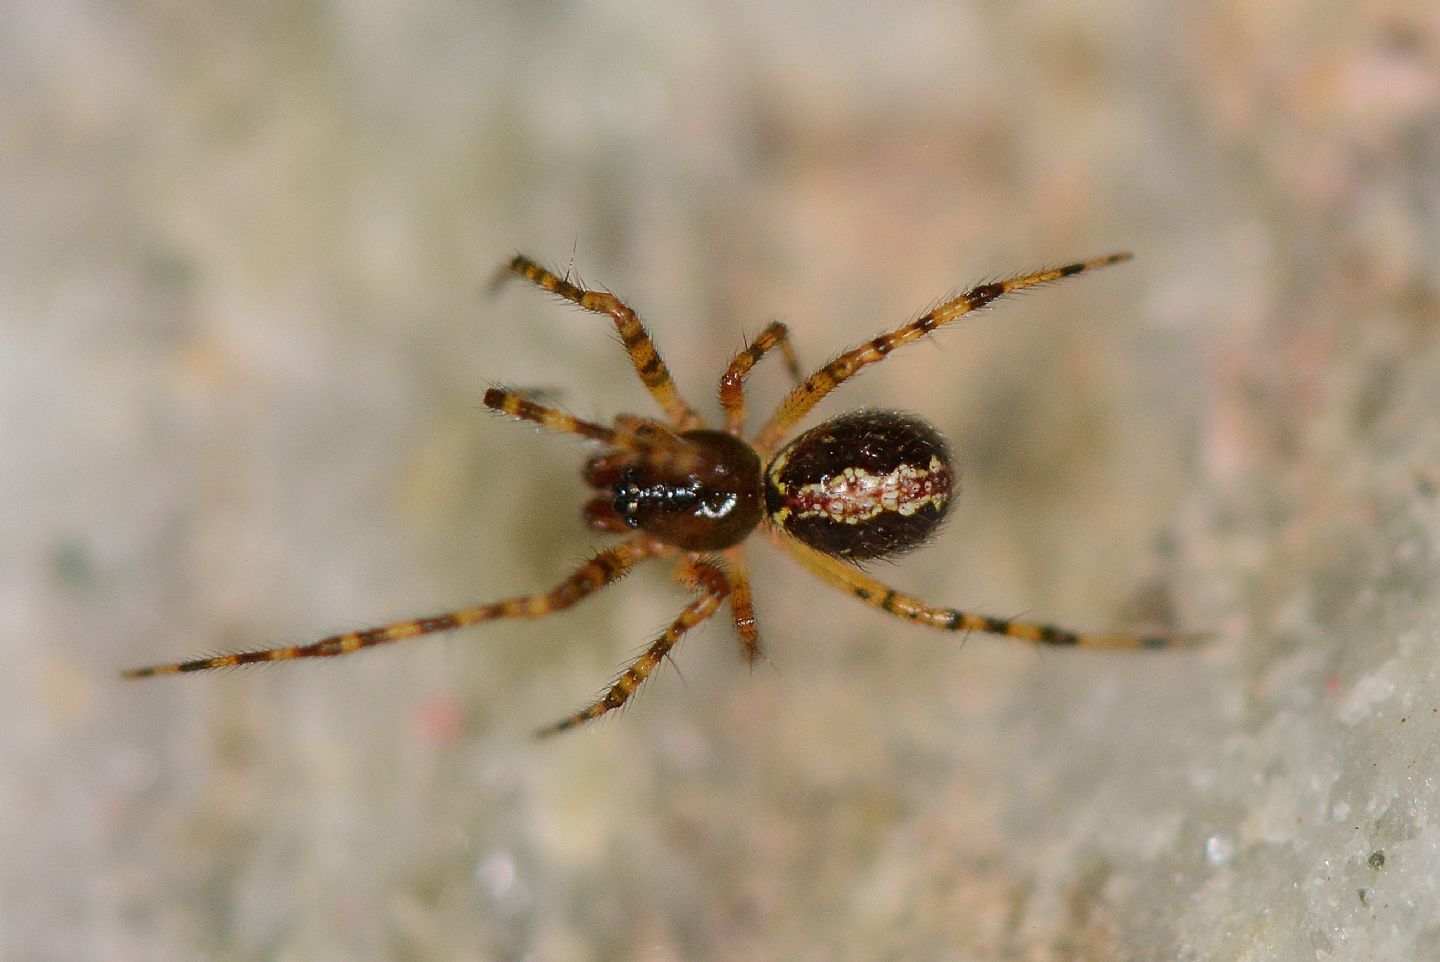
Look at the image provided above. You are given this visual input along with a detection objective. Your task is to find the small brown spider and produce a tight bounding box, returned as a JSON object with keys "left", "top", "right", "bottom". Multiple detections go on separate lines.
{"left": 126, "top": 251, "right": 1181, "bottom": 736}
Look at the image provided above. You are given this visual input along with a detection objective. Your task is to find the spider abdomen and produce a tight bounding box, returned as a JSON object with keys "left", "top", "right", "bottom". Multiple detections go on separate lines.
{"left": 765, "top": 410, "right": 954, "bottom": 561}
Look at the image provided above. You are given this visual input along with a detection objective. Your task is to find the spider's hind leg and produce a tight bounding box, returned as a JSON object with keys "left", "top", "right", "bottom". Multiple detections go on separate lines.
{"left": 754, "top": 253, "right": 1132, "bottom": 451}
{"left": 775, "top": 532, "right": 1187, "bottom": 650}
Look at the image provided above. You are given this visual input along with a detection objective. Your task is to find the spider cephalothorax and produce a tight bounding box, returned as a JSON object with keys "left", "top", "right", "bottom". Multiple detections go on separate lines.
{"left": 127, "top": 250, "right": 1182, "bottom": 736}
{"left": 583, "top": 428, "right": 764, "bottom": 551}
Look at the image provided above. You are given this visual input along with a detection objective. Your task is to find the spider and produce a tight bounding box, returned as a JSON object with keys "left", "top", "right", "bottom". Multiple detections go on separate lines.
{"left": 126, "top": 251, "right": 1181, "bottom": 736}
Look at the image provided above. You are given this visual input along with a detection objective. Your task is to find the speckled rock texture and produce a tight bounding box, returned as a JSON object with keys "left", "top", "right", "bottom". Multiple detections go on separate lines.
{"left": 6, "top": 2, "right": 1439, "bottom": 959}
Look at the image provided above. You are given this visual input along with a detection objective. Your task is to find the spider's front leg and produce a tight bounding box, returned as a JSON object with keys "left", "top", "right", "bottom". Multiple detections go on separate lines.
{"left": 484, "top": 389, "right": 705, "bottom": 474}
{"left": 493, "top": 255, "right": 703, "bottom": 431}
{"left": 124, "top": 537, "right": 663, "bottom": 676}
{"left": 775, "top": 533, "right": 1186, "bottom": 650}
{"left": 536, "top": 557, "right": 730, "bottom": 737}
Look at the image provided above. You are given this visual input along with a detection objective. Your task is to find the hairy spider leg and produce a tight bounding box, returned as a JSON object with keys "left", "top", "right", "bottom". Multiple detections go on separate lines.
{"left": 718, "top": 320, "right": 802, "bottom": 436}
{"left": 536, "top": 558, "right": 730, "bottom": 736}
{"left": 754, "top": 253, "right": 1133, "bottom": 452}
{"left": 483, "top": 389, "right": 706, "bottom": 472}
{"left": 124, "top": 537, "right": 665, "bottom": 677}
{"left": 608, "top": 415, "right": 711, "bottom": 474}
{"left": 722, "top": 546, "right": 762, "bottom": 663}
{"left": 495, "top": 255, "right": 703, "bottom": 431}
{"left": 484, "top": 388, "right": 624, "bottom": 442}
{"left": 774, "top": 532, "right": 1181, "bottom": 650}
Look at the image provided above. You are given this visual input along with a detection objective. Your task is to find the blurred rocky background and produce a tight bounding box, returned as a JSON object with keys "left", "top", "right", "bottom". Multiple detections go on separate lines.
{"left": 4, "top": 1, "right": 1439, "bottom": 959}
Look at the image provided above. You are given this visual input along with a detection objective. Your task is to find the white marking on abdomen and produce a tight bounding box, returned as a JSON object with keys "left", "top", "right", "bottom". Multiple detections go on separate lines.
{"left": 788, "top": 456, "right": 947, "bottom": 524}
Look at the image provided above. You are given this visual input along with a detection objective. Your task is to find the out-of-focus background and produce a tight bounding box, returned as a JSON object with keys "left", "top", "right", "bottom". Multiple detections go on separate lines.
{"left": 6, "top": 2, "right": 1440, "bottom": 960}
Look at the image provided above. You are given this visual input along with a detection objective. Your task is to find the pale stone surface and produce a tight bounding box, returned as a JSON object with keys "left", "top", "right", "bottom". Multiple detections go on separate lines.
{"left": 5, "top": 2, "right": 1438, "bottom": 960}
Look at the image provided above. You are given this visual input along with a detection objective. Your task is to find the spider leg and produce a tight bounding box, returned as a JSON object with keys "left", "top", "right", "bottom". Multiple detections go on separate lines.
{"left": 494, "top": 254, "right": 704, "bottom": 431}
{"left": 535, "top": 557, "right": 729, "bottom": 737}
{"left": 484, "top": 389, "right": 705, "bottom": 471}
{"left": 124, "top": 537, "right": 663, "bottom": 676}
{"left": 754, "top": 253, "right": 1132, "bottom": 451}
{"left": 772, "top": 531, "right": 1184, "bottom": 650}
{"left": 723, "top": 546, "right": 762, "bottom": 663}
{"left": 718, "top": 320, "right": 803, "bottom": 437}
{"left": 484, "top": 387, "right": 625, "bottom": 443}
{"left": 609, "top": 415, "right": 706, "bottom": 472}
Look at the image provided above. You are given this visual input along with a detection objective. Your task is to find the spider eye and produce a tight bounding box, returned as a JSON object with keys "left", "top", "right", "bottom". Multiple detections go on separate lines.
{"left": 611, "top": 470, "right": 644, "bottom": 526}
